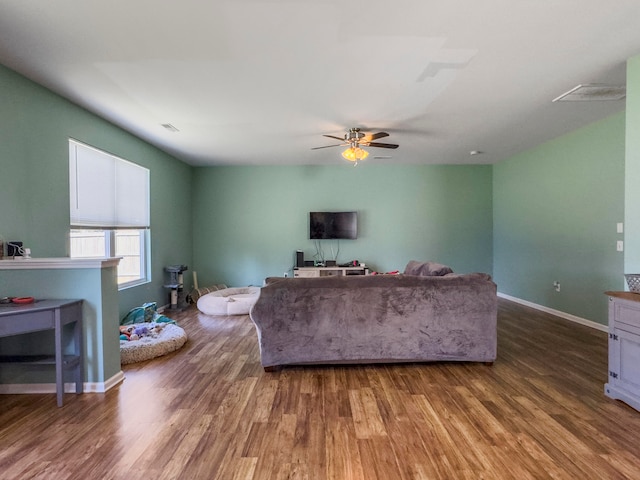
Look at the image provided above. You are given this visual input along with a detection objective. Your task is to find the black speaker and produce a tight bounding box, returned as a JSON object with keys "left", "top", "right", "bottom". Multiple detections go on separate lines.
{"left": 296, "top": 250, "right": 304, "bottom": 268}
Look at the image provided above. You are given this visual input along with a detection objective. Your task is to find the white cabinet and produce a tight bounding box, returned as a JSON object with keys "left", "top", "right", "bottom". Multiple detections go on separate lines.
{"left": 605, "top": 291, "right": 640, "bottom": 412}
{"left": 293, "top": 266, "right": 369, "bottom": 278}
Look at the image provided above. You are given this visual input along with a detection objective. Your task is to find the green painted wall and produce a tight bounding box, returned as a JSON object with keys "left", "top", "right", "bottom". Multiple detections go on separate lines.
{"left": 0, "top": 64, "right": 193, "bottom": 319}
{"left": 192, "top": 165, "right": 494, "bottom": 288}
{"left": 493, "top": 112, "right": 625, "bottom": 324}
{"left": 625, "top": 55, "right": 640, "bottom": 274}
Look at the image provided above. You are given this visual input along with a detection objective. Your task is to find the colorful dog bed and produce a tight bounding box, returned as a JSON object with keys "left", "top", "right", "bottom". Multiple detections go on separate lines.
{"left": 119, "top": 302, "right": 187, "bottom": 364}
{"left": 120, "top": 322, "right": 187, "bottom": 365}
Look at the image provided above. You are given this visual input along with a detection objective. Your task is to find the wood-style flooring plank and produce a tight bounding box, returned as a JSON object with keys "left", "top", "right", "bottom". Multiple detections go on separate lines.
{"left": 1, "top": 300, "right": 640, "bottom": 479}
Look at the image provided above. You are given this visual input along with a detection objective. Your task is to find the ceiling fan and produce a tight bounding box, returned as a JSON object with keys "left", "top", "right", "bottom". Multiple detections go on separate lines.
{"left": 311, "top": 127, "right": 399, "bottom": 165}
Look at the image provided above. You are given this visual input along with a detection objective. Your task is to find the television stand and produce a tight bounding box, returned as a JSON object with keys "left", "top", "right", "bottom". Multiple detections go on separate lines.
{"left": 293, "top": 266, "right": 369, "bottom": 278}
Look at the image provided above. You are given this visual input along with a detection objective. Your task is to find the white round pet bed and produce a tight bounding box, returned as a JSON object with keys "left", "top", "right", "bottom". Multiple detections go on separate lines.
{"left": 197, "top": 286, "right": 260, "bottom": 315}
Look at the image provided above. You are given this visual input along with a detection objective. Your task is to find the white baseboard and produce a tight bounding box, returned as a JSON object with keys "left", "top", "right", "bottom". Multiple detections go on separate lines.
{"left": 0, "top": 370, "right": 125, "bottom": 395}
{"left": 498, "top": 292, "right": 608, "bottom": 332}
{"left": 157, "top": 303, "right": 170, "bottom": 313}
{"left": 84, "top": 370, "right": 126, "bottom": 393}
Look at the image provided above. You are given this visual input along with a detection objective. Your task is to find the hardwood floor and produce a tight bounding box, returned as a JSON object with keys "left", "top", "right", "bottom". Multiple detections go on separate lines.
{"left": 1, "top": 298, "right": 640, "bottom": 479}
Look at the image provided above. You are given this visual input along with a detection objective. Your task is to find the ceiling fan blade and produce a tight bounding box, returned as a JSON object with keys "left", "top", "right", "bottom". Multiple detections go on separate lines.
{"left": 361, "top": 131, "right": 389, "bottom": 143}
{"left": 323, "top": 134, "right": 346, "bottom": 141}
{"left": 366, "top": 142, "right": 399, "bottom": 149}
{"left": 369, "top": 132, "right": 390, "bottom": 141}
{"left": 311, "top": 144, "right": 346, "bottom": 150}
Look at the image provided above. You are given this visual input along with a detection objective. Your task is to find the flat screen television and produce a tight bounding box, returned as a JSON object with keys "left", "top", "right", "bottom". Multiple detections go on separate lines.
{"left": 310, "top": 211, "right": 357, "bottom": 239}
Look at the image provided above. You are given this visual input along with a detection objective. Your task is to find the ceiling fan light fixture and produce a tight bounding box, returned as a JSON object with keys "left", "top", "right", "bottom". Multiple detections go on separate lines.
{"left": 312, "top": 128, "right": 396, "bottom": 164}
{"left": 342, "top": 147, "right": 369, "bottom": 162}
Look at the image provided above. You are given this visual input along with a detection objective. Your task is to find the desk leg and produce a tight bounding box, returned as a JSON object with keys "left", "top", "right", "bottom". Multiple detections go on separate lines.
{"left": 54, "top": 308, "right": 63, "bottom": 407}
{"left": 74, "top": 313, "right": 83, "bottom": 394}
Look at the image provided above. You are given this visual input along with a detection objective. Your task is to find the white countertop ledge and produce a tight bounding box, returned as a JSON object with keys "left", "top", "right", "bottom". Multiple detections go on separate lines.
{"left": 0, "top": 257, "right": 121, "bottom": 270}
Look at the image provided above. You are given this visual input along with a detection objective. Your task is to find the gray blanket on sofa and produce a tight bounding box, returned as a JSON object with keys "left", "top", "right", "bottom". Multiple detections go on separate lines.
{"left": 250, "top": 272, "right": 497, "bottom": 369}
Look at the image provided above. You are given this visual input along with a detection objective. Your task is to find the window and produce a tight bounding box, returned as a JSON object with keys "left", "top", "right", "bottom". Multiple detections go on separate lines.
{"left": 70, "top": 229, "right": 148, "bottom": 288}
{"left": 69, "top": 140, "right": 150, "bottom": 288}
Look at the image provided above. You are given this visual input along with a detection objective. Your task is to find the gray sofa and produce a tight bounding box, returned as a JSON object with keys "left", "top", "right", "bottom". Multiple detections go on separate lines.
{"left": 249, "top": 266, "right": 497, "bottom": 370}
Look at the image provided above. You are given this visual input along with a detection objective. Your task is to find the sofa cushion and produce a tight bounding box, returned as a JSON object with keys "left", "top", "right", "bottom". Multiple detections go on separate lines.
{"left": 404, "top": 260, "right": 453, "bottom": 276}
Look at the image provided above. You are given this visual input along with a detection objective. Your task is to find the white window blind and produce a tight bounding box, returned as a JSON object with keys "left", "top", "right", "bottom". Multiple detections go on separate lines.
{"left": 69, "top": 140, "right": 150, "bottom": 228}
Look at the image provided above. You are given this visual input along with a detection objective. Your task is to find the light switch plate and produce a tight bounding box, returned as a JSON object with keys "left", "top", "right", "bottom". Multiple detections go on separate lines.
{"left": 617, "top": 222, "right": 624, "bottom": 233}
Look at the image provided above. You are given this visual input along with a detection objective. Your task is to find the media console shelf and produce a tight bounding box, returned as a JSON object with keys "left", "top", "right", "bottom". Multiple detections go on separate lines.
{"left": 294, "top": 266, "right": 369, "bottom": 278}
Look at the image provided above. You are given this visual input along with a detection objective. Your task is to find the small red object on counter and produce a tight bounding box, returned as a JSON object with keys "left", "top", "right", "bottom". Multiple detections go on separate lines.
{"left": 12, "top": 297, "right": 35, "bottom": 304}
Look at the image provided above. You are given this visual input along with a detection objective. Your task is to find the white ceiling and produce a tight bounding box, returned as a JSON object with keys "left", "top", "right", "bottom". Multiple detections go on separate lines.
{"left": 1, "top": 0, "right": 639, "bottom": 166}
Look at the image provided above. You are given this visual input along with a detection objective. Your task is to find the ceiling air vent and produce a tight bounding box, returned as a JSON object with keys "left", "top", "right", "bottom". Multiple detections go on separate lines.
{"left": 161, "top": 123, "right": 180, "bottom": 132}
{"left": 552, "top": 84, "right": 626, "bottom": 102}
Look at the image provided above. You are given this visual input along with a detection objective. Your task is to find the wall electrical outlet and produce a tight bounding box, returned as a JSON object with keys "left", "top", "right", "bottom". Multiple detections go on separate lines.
{"left": 553, "top": 281, "right": 561, "bottom": 292}
{"left": 617, "top": 241, "right": 624, "bottom": 252}
{"left": 283, "top": 272, "right": 288, "bottom": 277}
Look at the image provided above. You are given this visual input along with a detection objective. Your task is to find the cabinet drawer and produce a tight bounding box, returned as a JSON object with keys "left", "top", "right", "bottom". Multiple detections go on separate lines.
{"left": 0, "top": 309, "right": 55, "bottom": 336}
{"left": 612, "top": 298, "right": 640, "bottom": 334}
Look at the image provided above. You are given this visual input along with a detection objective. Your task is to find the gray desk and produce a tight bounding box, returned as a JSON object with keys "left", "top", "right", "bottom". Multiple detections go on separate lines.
{"left": 0, "top": 299, "right": 83, "bottom": 406}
